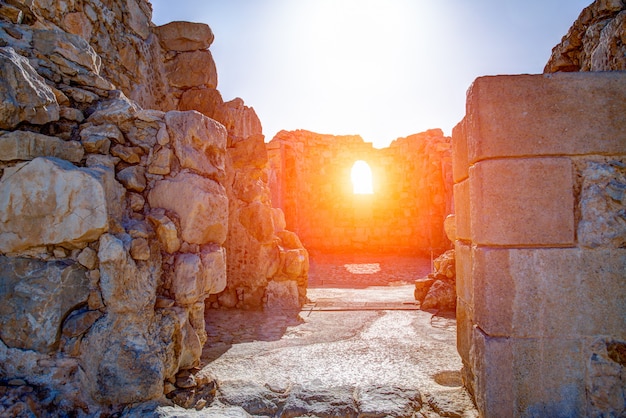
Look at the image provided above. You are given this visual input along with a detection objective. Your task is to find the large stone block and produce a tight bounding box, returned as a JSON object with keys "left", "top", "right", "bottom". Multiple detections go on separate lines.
{"left": 148, "top": 172, "right": 228, "bottom": 245}
{"left": 472, "top": 247, "right": 626, "bottom": 339}
{"left": 165, "top": 50, "right": 217, "bottom": 89}
{"left": 171, "top": 247, "right": 226, "bottom": 306}
{"left": 472, "top": 328, "right": 586, "bottom": 418}
{"left": 465, "top": 73, "right": 626, "bottom": 163}
{"left": 0, "top": 47, "right": 59, "bottom": 129}
{"left": 165, "top": 110, "right": 226, "bottom": 179}
{"left": 455, "top": 241, "right": 472, "bottom": 306}
{"left": 0, "top": 130, "right": 84, "bottom": 162}
{"left": 451, "top": 118, "right": 469, "bottom": 182}
{"left": 469, "top": 158, "right": 575, "bottom": 246}
{"left": 0, "top": 157, "right": 108, "bottom": 253}
{"left": 155, "top": 21, "right": 214, "bottom": 51}
{"left": 0, "top": 256, "right": 89, "bottom": 353}
{"left": 98, "top": 234, "right": 158, "bottom": 314}
{"left": 453, "top": 179, "right": 470, "bottom": 241}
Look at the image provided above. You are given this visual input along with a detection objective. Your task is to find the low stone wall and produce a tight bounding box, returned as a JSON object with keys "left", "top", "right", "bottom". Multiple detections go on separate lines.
{"left": 453, "top": 72, "right": 626, "bottom": 417}
{"left": 267, "top": 129, "right": 453, "bottom": 255}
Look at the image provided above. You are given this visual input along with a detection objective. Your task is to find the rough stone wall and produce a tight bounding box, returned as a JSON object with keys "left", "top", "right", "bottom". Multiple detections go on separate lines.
{"left": 171, "top": 45, "right": 308, "bottom": 311}
{"left": 545, "top": 0, "right": 626, "bottom": 72}
{"left": 267, "top": 129, "right": 453, "bottom": 255}
{"left": 0, "top": 0, "right": 307, "bottom": 414}
{"left": 452, "top": 72, "right": 626, "bottom": 417}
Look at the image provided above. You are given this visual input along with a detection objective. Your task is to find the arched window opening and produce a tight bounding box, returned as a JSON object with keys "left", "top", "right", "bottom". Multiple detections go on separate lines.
{"left": 351, "top": 160, "right": 373, "bottom": 194}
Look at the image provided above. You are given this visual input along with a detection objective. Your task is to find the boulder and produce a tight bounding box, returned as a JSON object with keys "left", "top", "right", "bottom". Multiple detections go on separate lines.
{"left": 170, "top": 247, "right": 227, "bottom": 306}
{"left": 264, "top": 280, "right": 300, "bottom": 311}
{"left": 148, "top": 172, "right": 228, "bottom": 245}
{"left": 155, "top": 21, "right": 214, "bottom": 52}
{"left": 147, "top": 211, "right": 181, "bottom": 253}
{"left": 0, "top": 130, "right": 83, "bottom": 162}
{"left": 165, "top": 110, "right": 226, "bottom": 179}
{"left": 165, "top": 50, "right": 218, "bottom": 89}
{"left": 0, "top": 157, "right": 108, "bottom": 253}
{"left": 0, "top": 256, "right": 89, "bottom": 353}
{"left": 0, "top": 47, "right": 59, "bottom": 129}
{"left": 98, "top": 233, "right": 157, "bottom": 314}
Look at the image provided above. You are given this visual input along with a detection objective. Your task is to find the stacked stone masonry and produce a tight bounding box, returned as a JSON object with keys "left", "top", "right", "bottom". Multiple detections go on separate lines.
{"left": 267, "top": 129, "right": 454, "bottom": 255}
{"left": 452, "top": 72, "right": 626, "bottom": 417}
{"left": 0, "top": 0, "right": 307, "bottom": 415}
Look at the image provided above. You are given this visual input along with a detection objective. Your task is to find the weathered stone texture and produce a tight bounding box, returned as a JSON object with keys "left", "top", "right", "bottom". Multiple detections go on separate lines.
{"left": 155, "top": 21, "right": 214, "bottom": 52}
{"left": 0, "top": 257, "right": 89, "bottom": 353}
{"left": 0, "top": 130, "right": 84, "bottom": 162}
{"left": 148, "top": 173, "right": 228, "bottom": 245}
{"left": 0, "top": 157, "right": 108, "bottom": 253}
{"left": 453, "top": 72, "right": 626, "bottom": 417}
{"left": 545, "top": 0, "right": 626, "bottom": 72}
{"left": 0, "top": 46, "right": 59, "bottom": 129}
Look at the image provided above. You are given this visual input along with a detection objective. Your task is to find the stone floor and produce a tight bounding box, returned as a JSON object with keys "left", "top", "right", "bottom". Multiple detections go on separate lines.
{"left": 133, "top": 253, "right": 478, "bottom": 417}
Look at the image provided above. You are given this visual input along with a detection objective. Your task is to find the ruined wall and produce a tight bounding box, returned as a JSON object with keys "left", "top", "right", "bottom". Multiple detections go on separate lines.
{"left": 267, "top": 129, "right": 453, "bottom": 255}
{"left": 0, "top": 0, "right": 306, "bottom": 414}
{"left": 453, "top": 72, "right": 626, "bottom": 417}
{"left": 545, "top": 0, "right": 626, "bottom": 72}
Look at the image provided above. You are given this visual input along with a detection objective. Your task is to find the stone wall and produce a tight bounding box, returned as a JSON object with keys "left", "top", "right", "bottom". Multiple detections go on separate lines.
{"left": 0, "top": 0, "right": 306, "bottom": 414}
{"left": 452, "top": 72, "right": 626, "bottom": 417}
{"left": 267, "top": 129, "right": 453, "bottom": 255}
{"left": 545, "top": 0, "right": 626, "bottom": 72}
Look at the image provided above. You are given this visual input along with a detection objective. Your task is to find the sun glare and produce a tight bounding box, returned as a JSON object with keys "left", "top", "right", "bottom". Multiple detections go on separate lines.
{"left": 351, "top": 160, "right": 373, "bottom": 194}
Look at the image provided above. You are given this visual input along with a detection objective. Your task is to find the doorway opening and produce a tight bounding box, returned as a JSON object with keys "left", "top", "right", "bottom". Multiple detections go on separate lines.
{"left": 351, "top": 160, "right": 373, "bottom": 194}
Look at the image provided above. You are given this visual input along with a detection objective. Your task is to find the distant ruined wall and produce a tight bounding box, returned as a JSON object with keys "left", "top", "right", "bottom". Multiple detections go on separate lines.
{"left": 0, "top": 0, "right": 306, "bottom": 414}
{"left": 267, "top": 129, "right": 453, "bottom": 255}
{"left": 453, "top": 72, "right": 626, "bottom": 417}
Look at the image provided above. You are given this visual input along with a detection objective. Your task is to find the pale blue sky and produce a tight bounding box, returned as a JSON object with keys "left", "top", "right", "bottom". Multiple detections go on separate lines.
{"left": 150, "top": 0, "right": 590, "bottom": 148}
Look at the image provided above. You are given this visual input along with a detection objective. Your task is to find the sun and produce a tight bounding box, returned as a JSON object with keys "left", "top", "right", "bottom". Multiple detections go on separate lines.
{"left": 351, "top": 160, "right": 373, "bottom": 194}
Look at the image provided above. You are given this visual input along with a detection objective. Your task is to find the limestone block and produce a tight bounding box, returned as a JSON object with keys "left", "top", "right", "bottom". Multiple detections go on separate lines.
{"left": 171, "top": 247, "right": 226, "bottom": 306}
{"left": 80, "top": 123, "right": 125, "bottom": 145}
{"left": 0, "top": 256, "right": 89, "bottom": 353}
{"left": 32, "top": 29, "right": 113, "bottom": 91}
{"left": 98, "top": 234, "right": 157, "bottom": 313}
{"left": 214, "top": 98, "right": 263, "bottom": 141}
{"left": 110, "top": 144, "right": 142, "bottom": 163}
{"left": 469, "top": 158, "right": 575, "bottom": 246}
{"left": 0, "top": 157, "right": 108, "bottom": 253}
{"left": 148, "top": 172, "right": 228, "bottom": 245}
{"left": 147, "top": 146, "right": 172, "bottom": 175}
{"left": 0, "top": 130, "right": 84, "bottom": 162}
{"left": 264, "top": 280, "right": 300, "bottom": 311}
{"left": 229, "top": 134, "right": 268, "bottom": 169}
{"left": 282, "top": 248, "right": 308, "bottom": 277}
{"left": 277, "top": 230, "right": 303, "bottom": 249}
{"left": 472, "top": 328, "right": 586, "bottom": 417}
{"left": 165, "top": 110, "right": 226, "bottom": 179}
{"left": 81, "top": 134, "right": 111, "bottom": 154}
{"left": 472, "top": 247, "right": 626, "bottom": 339}
{"left": 453, "top": 180, "right": 470, "bottom": 241}
{"left": 130, "top": 237, "right": 150, "bottom": 260}
{"left": 577, "top": 159, "right": 626, "bottom": 248}
{"left": 80, "top": 313, "right": 165, "bottom": 405}
{"left": 178, "top": 87, "right": 223, "bottom": 119}
{"left": 116, "top": 165, "right": 146, "bottom": 192}
{"left": 454, "top": 242, "right": 472, "bottom": 307}
{"left": 86, "top": 94, "right": 139, "bottom": 126}
{"left": 443, "top": 214, "right": 456, "bottom": 241}
{"left": 238, "top": 201, "right": 275, "bottom": 244}
{"left": 0, "top": 47, "right": 59, "bottom": 129}
{"left": 272, "top": 208, "right": 287, "bottom": 232}
{"left": 586, "top": 337, "right": 626, "bottom": 416}
{"left": 465, "top": 73, "right": 626, "bottom": 163}
{"left": 77, "top": 247, "right": 97, "bottom": 269}
{"left": 165, "top": 50, "right": 217, "bottom": 89}
{"left": 147, "top": 212, "right": 181, "bottom": 253}
{"left": 413, "top": 277, "right": 435, "bottom": 303}
{"left": 451, "top": 118, "right": 469, "bottom": 182}
{"left": 155, "top": 21, "right": 214, "bottom": 51}
{"left": 171, "top": 253, "right": 204, "bottom": 306}
{"left": 200, "top": 246, "right": 227, "bottom": 295}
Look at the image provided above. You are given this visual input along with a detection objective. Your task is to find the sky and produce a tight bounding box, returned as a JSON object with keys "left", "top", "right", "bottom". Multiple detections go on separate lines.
{"left": 150, "top": 0, "right": 591, "bottom": 148}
